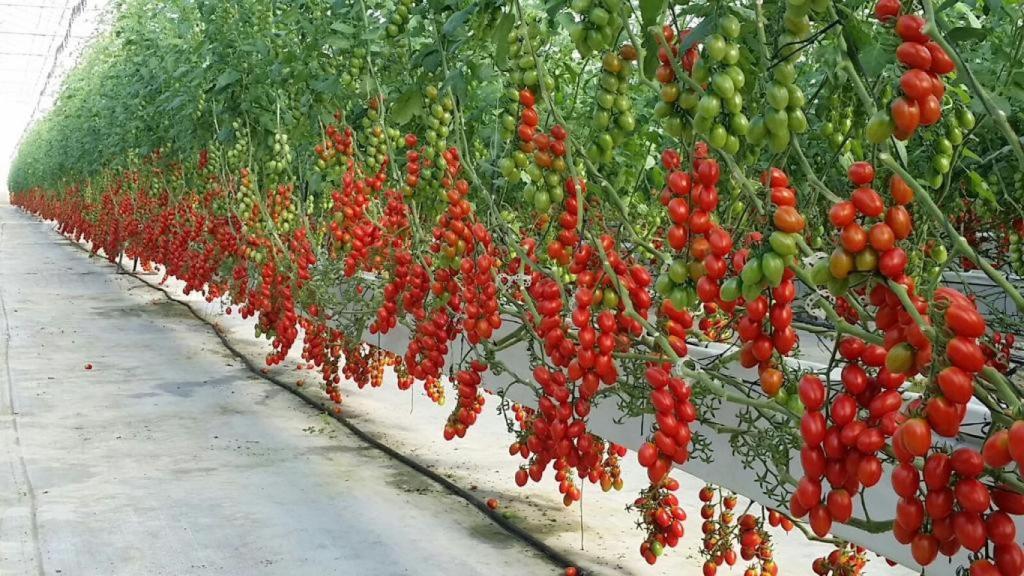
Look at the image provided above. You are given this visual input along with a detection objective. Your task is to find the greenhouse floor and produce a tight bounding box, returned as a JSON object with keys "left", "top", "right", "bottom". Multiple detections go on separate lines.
{"left": 0, "top": 203, "right": 559, "bottom": 575}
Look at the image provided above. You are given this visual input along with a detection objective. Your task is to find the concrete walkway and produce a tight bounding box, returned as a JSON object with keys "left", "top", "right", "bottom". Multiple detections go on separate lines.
{"left": 0, "top": 201, "right": 557, "bottom": 576}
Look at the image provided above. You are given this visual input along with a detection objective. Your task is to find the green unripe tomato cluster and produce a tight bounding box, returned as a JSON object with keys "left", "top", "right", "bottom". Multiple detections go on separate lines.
{"left": 568, "top": 0, "right": 623, "bottom": 56}
{"left": 507, "top": 18, "right": 556, "bottom": 93}
{"left": 386, "top": 0, "right": 415, "bottom": 37}
{"left": 676, "top": 15, "right": 746, "bottom": 154}
{"left": 587, "top": 52, "right": 635, "bottom": 164}
{"left": 341, "top": 47, "right": 366, "bottom": 90}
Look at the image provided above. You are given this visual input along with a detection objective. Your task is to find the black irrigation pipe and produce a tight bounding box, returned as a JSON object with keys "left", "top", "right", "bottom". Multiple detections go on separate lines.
{"left": 41, "top": 218, "right": 592, "bottom": 576}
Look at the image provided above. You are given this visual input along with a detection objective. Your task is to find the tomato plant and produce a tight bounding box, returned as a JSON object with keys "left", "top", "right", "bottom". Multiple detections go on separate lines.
{"left": 7, "top": 0, "right": 1024, "bottom": 574}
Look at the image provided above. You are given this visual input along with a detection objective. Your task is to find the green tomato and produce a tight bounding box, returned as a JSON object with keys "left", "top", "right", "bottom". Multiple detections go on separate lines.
{"left": 933, "top": 245, "right": 948, "bottom": 264}
{"left": 655, "top": 273, "right": 673, "bottom": 296}
{"left": 711, "top": 73, "right": 736, "bottom": 99}
{"left": 724, "top": 91, "right": 744, "bottom": 114}
{"left": 768, "top": 128, "right": 791, "bottom": 153}
{"left": 669, "top": 286, "right": 693, "bottom": 310}
{"left": 730, "top": 112, "right": 750, "bottom": 136}
{"left": 933, "top": 154, "right": 951, "bottom": 174}
{"left": 769, "top": 231, "right": 798, "bottom": 256}
{"left": 724, "top": 134, "right": 741, "bottom": 155}
{"left": 765, "top": 109, "right": 789, "bottom": 133}
{"left": 725, "top": 66, "right": 745, "bottom": 90}
{"left": 787, "top": 84, "right": 806, "bottom": 109}
{"left": 810, "top": 260, "right": 830, "bottom": 286}
{"left": 709, "top": 124, "right": 728, "bottom": 148}
{"left": 719, "top": 14, "right": 741, "bottom": 39}
{"left": 788, "top": 109, "right": 808, "bottom": 133}
{"left": 762, "top": 252, "right": 785, "bottom": 287}
{"left": 773, "top": 62, "right": 797, "bottom": 84}
{"left": 866, "top": 110, "right": 894, "bottom": 144}
{"left": 956, "top": 108, "right": 976, "bottom": 130}
{"left": 723, "top": 43, "right": 740, "bottom": 65}
{"left": 668, "top": 259, "right": 688, "bottom": 284}
{"left": 679, "top": 90, "right": 700, "bottom": 110}
{"left": 767, "top": 82, "right": 790, "bottom": 110}
{"left": 696, "top": 94, "right": 722, "bottom": 119}
{"left": 748, "top": 116, "right": 767, "bottom": 145}
{"left": 720, "top": 277, "right": 742, "bottom": 302}
{"left": 740, "top": 256, "right": 764, "bottom": 286}
{"left": 705, "top": 34, "right": 727, "bottom": 62}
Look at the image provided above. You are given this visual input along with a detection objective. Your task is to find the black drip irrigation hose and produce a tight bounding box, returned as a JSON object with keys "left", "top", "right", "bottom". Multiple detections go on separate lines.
{"left": 45, "top": 219, "right": 591, "bottom": 576}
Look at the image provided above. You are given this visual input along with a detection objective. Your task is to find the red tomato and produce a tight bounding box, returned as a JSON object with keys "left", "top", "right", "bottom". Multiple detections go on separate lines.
{"left": 955, "top": 478, "right": 992, "bottom": 513}
{"left": 858, "top": 455, "right": 883, "bottom": 487}
{"left": 926, "top": 42, "right": 955, "bottom": 74}
{"left": 923, "top": 453, "right": 952, "bottom": 490}
{"left": 886, "top": 205, "right": 913, "bottom": 239}
{"left": 918, "top": 94, "right": 941, "bottom": 126}
{"left": 770, "top": 186, "right": 796, "bottom": 207}
{"left": 945, "top": 304, "right": 986, "bottom": 337}
{"left": 900, "top": 418, "right": 932, "bottom": 456}
{"left": 826, "top": 489, "right": 853, "bottom": 523}
{"left": 911, "top": 533, "right": 939, "bottom": 567}
{"left": 946, "top": 336, "right": 986, "bottom": 372}
{"left": 969, "top": 559, "right": 1000, "bottom": 576}
{"left": 896, "top": 15, "right": 929, "bottom": 42}
{"left": 900, "top": 69, "right": 933, "bottom": 100}
{"left": 985, "top": 511, "right": 1017, "bottom": 545}
{"left": 773, "top": 205, "right": 806, "bottom": 233}
{"left": 840, "top": 223, "right": 868, "bottom": 253}
{"left": 953, "top": 511, "right": 987, "bottom": 552}
{"left": 1009, "top": 421, "right": 1024, "bottom": 465}
{"left": 897, "top": 496, "right": 926, "bottom": 532}
{"left": 891, "top": 97, "right": 921, "bottom": 135}
{"left": 937, "top": 366, "right": 974, "bottom": 403}
{"left": 926, "top": 396, "right": 962, "bottom": 438}
{"left": 890, "top": 174, "right": 914, "bottom": 204}
{"left": 995, "top": 542, "right": 1024, "bottom": 576}
{"left": 829, "top": 201, "right": 857, "bottom": 228}
{"left": 875, "top": 0, "right": 900, "bottom": 22}
{"left": 868, "top": 223, "right": 896, "bottom": 251}
{"left": 925, "top": 488, "right": 954, "bottom": 520}
{"left": 848, "top": 162, "right": 875, "bottom": 185}
{"left": 801, "top": 412, "right": 826, "bottom": 447}
{"left": 761, "top": 167, "right": 789, "bottom": 188}
{"left": 982, "top": 430, "right": 1013, "bottom": 468}
{"left": 798, "top": 375, "right": 825, "bottom": 411}
{"left": 808, "top": 504, "right": 832, "bottom": 537}
{"left": 668, "top": 170, "right": 691, "bottom": 196}
{"left": 879, "top": 248, "right": 908, "bottom": 279}
{"left": 951, "top": 448, "right": 985, "bottom": 478}
{"left": 852, "top": 187, "right": 884, "bottom": 217}
{"left": 892, "top": 463, "right": 920, "bottom": 498}
{"left": 897, "top": 42, "right": 933, "bottom": 70}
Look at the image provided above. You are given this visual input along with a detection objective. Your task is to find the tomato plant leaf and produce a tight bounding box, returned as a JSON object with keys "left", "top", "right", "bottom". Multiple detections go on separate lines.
{"left": 443, "top": 6, "right": 476, "bottom": 38}
{"left": 638, "top": 0, "right": 666, "bottom": 80}
{"left": 214, "top": 69, "right": 241, "bottom": 91}
{"left": 945, "top": 26, "right": 988, "bottom": 44}
{"left": 390, "top": 88, "right": 423, "bottom": 126}
{"left": 492, "top": 12, "right": 515, "bottom": 69}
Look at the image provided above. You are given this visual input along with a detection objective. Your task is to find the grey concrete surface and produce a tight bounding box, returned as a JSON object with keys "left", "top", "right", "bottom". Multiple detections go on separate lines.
{"left": 0, "top": 202, "right": 557, "bottom": 576}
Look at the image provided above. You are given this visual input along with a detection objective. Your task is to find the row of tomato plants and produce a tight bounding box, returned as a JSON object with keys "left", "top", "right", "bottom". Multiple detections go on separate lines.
{"left": 9, "top": 0, "right": 1024, "bottom": 574}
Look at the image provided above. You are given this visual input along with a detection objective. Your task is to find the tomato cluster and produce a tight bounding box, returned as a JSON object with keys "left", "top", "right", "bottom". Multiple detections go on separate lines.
{"left": 881, "top": 13, "right": 955, "bottom": 142}
{"left": 697, "top": 487, "right": 780, "bottom": 576}
{"left": 826, "top": 164, "right": 912, "bottom": 287}
{"left": 586, "top": 51, "right": 636, "bottom": 164}
{"left": 811, "top": 543, "right": 868, "bottom": 576}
